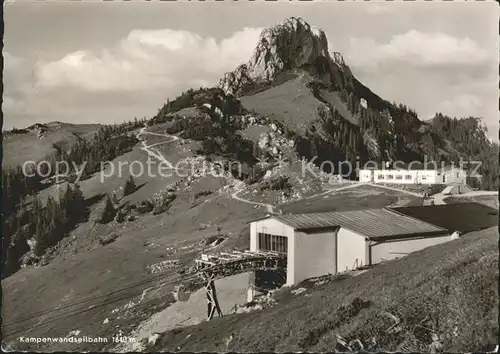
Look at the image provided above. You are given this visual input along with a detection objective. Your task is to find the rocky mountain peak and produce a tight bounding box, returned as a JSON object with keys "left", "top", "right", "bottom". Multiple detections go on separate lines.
{"left": 247, "top": 17, "right": 329, "bottom": 79}
{"left": 219, "top": 17, "right": 331, "bottom": 95}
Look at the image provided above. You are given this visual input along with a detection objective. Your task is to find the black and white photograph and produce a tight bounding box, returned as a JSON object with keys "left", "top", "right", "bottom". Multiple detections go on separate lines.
{"left": 1, "top": 0, "right": 499, "bottom": 352}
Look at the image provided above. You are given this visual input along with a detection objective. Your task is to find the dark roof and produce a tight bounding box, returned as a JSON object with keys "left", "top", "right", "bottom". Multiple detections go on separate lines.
{"left": 266, "top": 209, "right": 447, "bottom": 239}
{"left": 391, "top": 202, "right": 498, "bottom": 234}
{"left": 392, "top": 162, "right": 464, "bottom": 172}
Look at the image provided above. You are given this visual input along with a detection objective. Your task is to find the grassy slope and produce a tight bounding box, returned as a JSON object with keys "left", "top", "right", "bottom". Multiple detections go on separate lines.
{"left": 1, "top": 130, "right": 266, "bottom": 351}
{"left": 320, "top": 89, "right": 359, "bottom": 126}
{"left": 444, "top": 195, "right": 499, "bottom": 210}
{"left": 2, "top": 191, "right": 264, "bottom": 352}
{"left": 239, "top": 72, "right": 359, "bottom": 135}
{"left": 3, "top": 122, "right": 102, "bottom": 168}
{"left": 35, "top": 142, "right": 188, "bottom": 258}
{"left": 281, "top": 184, "right": 422, "bottom": 214}
{"left": 152, "top": 226, "right": 498, "bottom": 352}
{"left": 239, "top": 73, "right": 320, "bottom": 134}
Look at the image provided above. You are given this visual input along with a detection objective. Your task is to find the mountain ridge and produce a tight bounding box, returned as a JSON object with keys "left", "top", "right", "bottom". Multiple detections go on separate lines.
{"left": 219, "top": 17, "right": 353, "bottom": 97}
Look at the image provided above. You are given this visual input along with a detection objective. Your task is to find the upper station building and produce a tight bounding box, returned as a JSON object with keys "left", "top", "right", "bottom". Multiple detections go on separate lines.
{"left": 358, "top": 165, "right": 467, "bottom": 185}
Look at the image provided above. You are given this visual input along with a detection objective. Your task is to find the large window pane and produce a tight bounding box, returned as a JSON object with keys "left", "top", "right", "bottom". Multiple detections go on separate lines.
{"left": 258, "top": 233, "right": 288, "bottom": 254}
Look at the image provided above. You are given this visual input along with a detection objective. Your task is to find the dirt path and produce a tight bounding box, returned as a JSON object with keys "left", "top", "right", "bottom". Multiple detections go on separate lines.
{"left": 366, "top": 183, "right": 424, "bottom": 198}
{"left": 432, "top": 192, "right": 447, "bottom": 205}
{"left": 304, "top": 181, "right": 364, "bottom": 199}
{"left": 452, "top": 191, "right": 498, "bottom": 197}
{"left": 366, "top": 182, "right": 497, "bottom": 206}
{"left": 137, "top": 126, "right": 370, "bottom": 215}
{"left": 231, "top": 182, "right": 275, "bottom": 213}
{"left": 137, "top": 127, "right": 179, "bottom": 170}
{"left": 138, "top": 126, "right": 276, "bottom": 212}
{"left": 434, "top": 190, "right": 498, "bottom": 206}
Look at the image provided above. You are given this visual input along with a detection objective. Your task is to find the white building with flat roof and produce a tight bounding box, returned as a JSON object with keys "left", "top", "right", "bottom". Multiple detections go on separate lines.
{"left": 358, "top": 166, "right": 466, "bottom": 185}
{"left": 249, "top": 208, "right": 452, "bottom": 286}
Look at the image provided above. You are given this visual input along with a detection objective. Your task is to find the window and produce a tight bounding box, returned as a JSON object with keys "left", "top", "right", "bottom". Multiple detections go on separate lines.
{"left": 387, "top": 175, "right": 394, "bottom": 179}
{"left": 258, "top": 233, "right": 288, "bottom": 254}
{"left": 395, "top": 175, "right": 403, "bottom": 180}
{"left": 405, "top": 175, "right": 413, "bottom": 180}
{"left": 377, "top": 174, "right": 385, "bottom": 179}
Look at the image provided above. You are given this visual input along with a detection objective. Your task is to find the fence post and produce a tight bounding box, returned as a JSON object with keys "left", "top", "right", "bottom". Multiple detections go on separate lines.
{"left": 247, "top": 272, "right": 255, "bottom": 303}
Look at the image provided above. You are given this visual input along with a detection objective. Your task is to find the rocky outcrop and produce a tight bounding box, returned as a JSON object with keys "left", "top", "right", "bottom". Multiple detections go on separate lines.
{"left": 363, "top": 131, "right": 381, "bottom": 158}
{"left": 219, "top": 17, "right": 332, "bottom": 96}
{"left": 473, "top": 117, "right": 493, "bottom": 145}
{"left": 219, "top": 65, "right": 253, "bottom": 96}
{"left": 257, "top": 131, "right": 294, "bottom": 158}
{"left": 331, "top": 52, "right": 345, "bottom": 67}
{"left": 248, "top": 17, "right": 329, "bottom": 80}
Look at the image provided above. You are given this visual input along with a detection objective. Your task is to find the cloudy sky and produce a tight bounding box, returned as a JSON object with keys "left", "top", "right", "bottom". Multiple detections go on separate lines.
{"left": 3, "top": 1, "right": 499, "bottom": 140}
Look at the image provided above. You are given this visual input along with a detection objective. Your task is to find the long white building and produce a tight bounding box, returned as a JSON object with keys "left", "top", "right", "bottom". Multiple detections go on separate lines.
{"left": 358, "top": 166, "right": 467, "bottom": 185}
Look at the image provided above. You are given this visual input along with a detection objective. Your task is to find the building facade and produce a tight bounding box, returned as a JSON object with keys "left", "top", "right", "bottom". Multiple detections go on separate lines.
{"left": 249, "top": 209, "right": 453, "bottom": 286}
{"left": 443, "top": 167, "right": 467, "bottom": 185}
{"left": 359, "top": 167, "right": 466, "bottom": 185}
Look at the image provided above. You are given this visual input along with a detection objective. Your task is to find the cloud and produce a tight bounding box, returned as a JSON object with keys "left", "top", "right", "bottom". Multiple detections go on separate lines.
{"left": 345, "top": 30, "right": 497, "bottom": 141}
{"left": 5, "top": 25, "right": 497, "bottom": 141}
{"left": 347, "top": 30, "right": 490, "bottom": 70}
{"left": 4, "top": 27, "right": 263, "bottom": 129}
{"left": 2, "top": 96, "right": 18, "bottom": 111}
{"left": 365, "top": 4, "right": 394, "bottom": 15}
{"left": 35, "top": 27, "right": 263, "bottom": 92}
{"left": 4, "top": 51, "right": 25, "bottom": 70}
{"left": 3, "top": 52, "right": 38, "bottom": 109}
